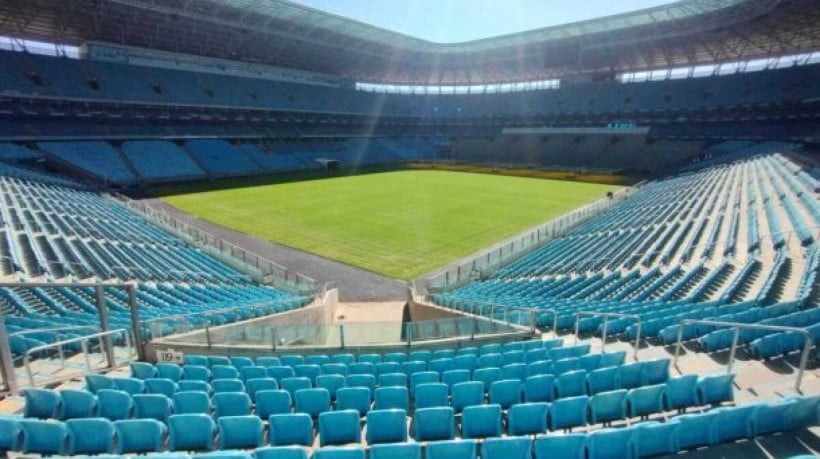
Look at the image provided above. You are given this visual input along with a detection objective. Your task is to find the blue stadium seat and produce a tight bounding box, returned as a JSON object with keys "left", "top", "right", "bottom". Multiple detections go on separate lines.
{"left": 378, "top": 373, "right": 407, "bottom": 388}
{"left": 246, "top": 378, "right": 278, "bottom": 403}
{"left": 178, "top": 380, "right": 212, "bottom": 394}
{"left": 184, "top": 356, "right": 209, "bottom": 367}
{"left": 627, "top": 384, "right": 665, "bottom": 419}
{"left": 631, "top": 420, "right": 680, "bottom": 458}
{"left": 461, "top": 404, "right": 502, "bottom": 439}
{"left": 414, "top": 382, "right": 448, "bottom": 409}
{"left": 295, "top": 365, "right": 322, "bottom": 385}
{"left": 208, "top": 356, "right": 231, "bottom": 368}
{"left": 213, "top": 392, "right": 251, "bottom": 418}
{"left": 349, "top": 363, "right": 374, "bottom": 375}
{"left": 617, "top": 362, "right": 644, "bottom": 390}
{"left": 553, "top": 357, "right": 580, "bottom": 375}
{"left": 369, "top": 442, "right": 421, "bottom": 459}
{"left": 586, "top": 367, "right": 619, "bottom": 395}
{"left": 212, "top": 365, "right": 240, "bottom": 380}
{"left": 346, "top": 374, "right": 376, "bottom": 398}
{"left": 408, "top": 350, "right": 432, "bottom": 363}
{"left": 230, "top": 357, "right": 255, "bottom": 370}
{"left": 489, "top": 379, "right": 522, "bottom": 409}
{"left": 255, "top": 446, "right": 308, "bottom": 459}
{"left": 750, "top": 399, "right": 799, "bottom": 436}
{"left": 555, "top": 370, "right": 588, "bottom": 398}
{"left": 425, "top": 440, "right": 477, "bottom": 459}
{"left": 322, "top": 364, "right": 349, "bottom": 376}
{"left": 588, "top": 389, "right": 628, "bottom": 425}
{"left": 374, "top": 386, "right": 409, "bottom": 411}
{"left": 168, "top": 413, "right": 216, "bottom": 451}
{"left": 218, "top": 415, "right": 263, "bottom": 450}
{"left": 374, "top": 362, "right": 402, "bottom": 377}
{"left": 255, "top": 390, "right": 292, "bottom": 418}
{"left": 641, "top": 359, "right": 670, "bottom": 385}
{"left": 146, "top": 378, "right": 179, "bottom": 398}
{"left": 501, "top": 363, "right": 527, "bottom": 381}
{"left": 331, "top": 354, "right": 356, "bottom": 365}
{"left": 365, "top": 409, "right": 407, "bottom": 444}
{"left": 663, "top": 374, "right": 698, "bottom": 412}
{"left": 453, "top": 355, "right": 477, "bottom": 372}
{"left": 524, "top": 374, "right": 555, "bottom": 403}
{"left": 429, "top": 358, "right": 454, "bottom": 374}
{"left": 677, "top": 411, "right": 718, "bottom": 450}
{"left": 585, "top": 427, "right": 635, "bottom": 459}
{"left": 442, "top": 369, "right": 471, "bottom": 391}
{"left": 294, "top": 388, "right": 331, "bottom": 418}
{"left": 131, "top": 362, "right": 158, "bottom": 380}
{"left": 473, "top": 368, "right": 501, "bottom": 392}
{"left": 384, "top": 352, "right": 407, "bottom": 364}
{"left": 312, "top": 446, "right": 365, "bottom": 459}
{"left": 316, "top": 374, "right": 345, "bottom": 400}
{"left": 174, "top": 391, "right": 211, "bottom": 414}
{"left": 19, "top": 419, "right": 68, "bottom": 455}
{"left": 483, "top": 436, "right": 532, "bottom": 459}
{"left": 267, "top": 367, "right": 296, "bottom": 383}
{"left": 578, "top": 354, "right": 602, "bottom": 372}
{"left": 784, "top": 395, "right": 820, "bottom": 429}
{"left": 549, "top": 396, "right": 589, "bottom": 431}
{"left": 114, "top": 419, "right": 166, "bottom": 454}
{"left": 24, "top": 388, "right": 62, "bottom": 419}
{"left": 59, "top": 389, "right": 97, "bottom": 420}
{"left": 432, "top": 349, "right": 456, "bottom": 360}
{"left": 525, "top": 349, "right": 547, "bottom": 364}
{"left": 243, "top": 368, "right": 270, "bottom": 385}
{"left": 478, "top": 353, "right": 502, "bottom": 369}
{"left": 281, "top": 355, "right": 305, "bottom": 367}
{"left": 115, "top": 377, "right": 146, "bottom": 395}
{"left": 318, "top": 410, "right": 361, "bottom": 446}
{"left": 508, "top": 402, "right": 549, "bottom": 436}
{"left": 257, "top": 357, "right": 282, "bottom": 368}
{"left": 452, "top": 381, "right": 485, "bottom": 413}
{"left": 98, "top": 389, "right": 133, "bottom": 421}
{"left": 85, "top": 374, "right": 116, "bottom": 394}
{"left": 336, "top": 387, "right": 371, "bottom": 416}
{"left": 534, "top": 433, "right": 585, "bottom": 459}
{"left": 269, "top": 413, "right": 314, "bottom": 446}
{"left": 157, "top": 364, "right": 184, "bottom": 382}
{"left": 66, "top": 417, "right": 115, "bottom": 455}
{"left": 306, "top": 355, "right": 331, "bottom": 366}
{"left": 413, "top": 406, "right": 455, "bottom": 441}
{"left": 281, "top": 377, "right": 312, "bottom": 398}
{"left": 401, "top": 361, "right": 427, "bottom": 375}
{"left": 696, "top": 373, "right": 735, "bottom": 406}
{"left": 599, "top": 352, "right": 626, "bottom": 368}
{"left": 409, "top": 371, "right": 439, "bottom": 391}
{"left": 712, "top": 405, "right": 756, "bottom": 443}
{"left": 183, "top": 365, "right": 212, "bottom": 382}
{"left": 527, "top": 361, "right": 552, "bottom": 377}
{"left": 133, "top": 394, "right": 173, "bottom": 422}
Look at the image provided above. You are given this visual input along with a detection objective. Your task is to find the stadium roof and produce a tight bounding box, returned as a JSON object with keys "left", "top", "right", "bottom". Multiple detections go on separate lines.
{"left": 1, "top": 0, "right": 819, "bottom": 84}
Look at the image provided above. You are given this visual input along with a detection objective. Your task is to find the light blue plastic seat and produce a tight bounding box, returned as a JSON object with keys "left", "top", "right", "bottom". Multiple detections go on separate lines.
{"left": 212, "top": 365, "right": 240, "bottom": 380}
{"left": 322, "top": 363, "right": 349, "bottom": 376}
{"left": 280, "top": 355, "right": 305, "bottom": 367}
{"left": 508, "top": 402, "right": 549, "bottom": 435}
{"left": 527, "top": 361, "right": 552, "bottom": 377}
{"left": 131, "top": 362, "right": 158, "bottom": 380}
{"left": 502, "top": 350, "right": 525, "bottom": 366}
{"left": 114, "top": 418, "right": 166, "bottom": 453}
{"left": 230, "top": 356, "right": 255, "bottom": 370}
{"left": 401, "top": 361, "right": 427, "bottom": 375}
{"left": 555, "top": 370, "right": 587, "bottom": 398}
{"left": 663, "top": 374, "right": 698, "bottom": 412}
{"left": 478, "top": 353, "right": 502, "bottom": 369}
{"left": 452, "top": 381, "right": 485, "bottom": 413}
{"left": 157, "top": 364, "right": 184, "bottom": 382}
{"left": 336, "top": 387, "right": 371, "bottom": 416}
{"left": 365, "top": 408, "right": 407, "bottom": 444}
{"left": 318, "top": 409, "right": 361, "bottom": 446}
{"left": 369, "top": 442, "right": 420, "bottom": 459}
{"left": 0, "top": 417, "right": 18, "bottom": 454}
{"left": 173, "top": 391, "right": 211, "bottom": 414}
{"left": 578, "top": 354, "right": 602, "bottom": 372}
{"left": 312, "top": 446, "right": 365, "bottom": 459}
{"left": 168, "top": 413, "right": 217, "bottom": 452}
{"left": 346, "top": 374, "right": 376, "bottom": 398}
{"left": 784, "top": 395, "right": 820, "bottom": 429}
{"left": 599, "top": 351, "right": 626, "bottom": 368}
{"left": 483, "top": 436, "right": 531, "bottom": 459}
{"left": 66, "top": 417, "right": 115, "bottom": 455}
{"left": 306, "top": 355, "right": 331, "bottom": 366}
{"left": 553, "top": 357, "right": 579, "bottom": 375}
{"left": 18, "top": 419, "right": 69, "bottom": 455}
{"left": 586, "top": 367, "right": 619, "bottom": 395}
{"left": 641, "top": 359, "right": 670, "bottom": 385}
{"left": 256, "top": 357, "right": 282, "bottom": 368}
{"left": 24, "top": 388, "right": 62, "bottom": 419}
{"left": 409, "top": 371, "right": 439, "bottom": 392}
{"left": 525, "top": 349, "right": 547, "bottom": 364}
{"left": 245, "top": 367, "right": 271, "bottom": 384}
{"left": 677, "top": 411, "right": 718, "bottom": 450}
{"left": 432, "top": 349, "right": 456, "bottom": 360}
{"left": 375, "top": 362, "right": 402, "bottom": 377}
{"left": 218, "top": 415, "right": 263, "bottom": 450}
{"left": 549, "top": 395, "right": 589, "bottom": 431}
{"left": 426, "top": 440, "right": 476, "bottom": 459}
{"left": 414, "top": 382, "right": 448, "bottom": 409}
{"left": 183, "top": 365, "right": 212, "bottom": 382}
{"left": 348, "top": 363, "right": 374, "bottom": 375}
{"left": 246, "top": 378, "right": 278, "bottom": 403}
{"left": 178, "top": 380, "right": 212, "bottom": 394}
{"left": 146, "top": 378, "right": 179, "bottom": 398}
{"left": 585, "top": 426, "right": 635, "bottom": 459}
{"left": 408, "top": 350, "right": 432, "bottom": 363}
{"left": 331, "top": 353, "right": 356, "bottom": 365}
{"left": 254, "top": 446, "right": 308, "bottom": 459}
{"left": 413, "top": 406, "right": 455, "bottom": 441}
{"left": 184, "top": 356, "right": 209, "bottom": 367}
{"left": 58, "top": 389, "right": 97, "bottom": 420}
{"left": 473, "top": 367, "right": 501, "bottom": 392}
{"left": 212, "top": 378, "right": 246, "bottom": 394}
{"left": 627, "top": 384, "right": 665, "bottom": 419}
{"left": 255, "top": 390, "right": 292, "bottom": 418}
{"left": 383, "top": 352, "right": 407, "bottom": 364}
{"left": 85, "top": 374, "right": 116, "bottom": 394}
{"left": 442, "top": 369, "right": 471, "bottom": 392}
{"left": 429, "top": 358, "right": 454, "bottom": 374}
{"left": 501, "top": 363, "right": 527, "bottom": 381}
{"left": 461, "top": 404, "right": 502, "bottom": 439}
{"left": 374, "top": 386, "right": 409, "bottom": 411}
{"left": 524, "top": 374, "right": 555, "bottom": 403}
{"left": 378, "top": 372, "right": 407, "bottom": 388}
{"left": 750, "top": 399, "right": 799, "bottom": 436}
{"left": 316, "top": 374, "right": 345, "bottom": 401}
{"left": 115, "top": 377, "right": 146, "bottom": 395}
{"left": 294, "top": 364, "right": 322, "bottom": 385}
{"left": 208, "top": 356, "right": 231, "bottom": 367}
{"left": 294, "top": 387, "right": 331, "bottom": 418}
{"left": 712, "top": 405, "right": 757, "bottom": 443}
{"left": 281, "top": 377, "right": 312, "bottom": 398}
{"left": 489, "top": 379, "right": 522, "bottom": 409}
{"left": 632, "top": 420, "right": 680, "bottom": 458}
{"left": 549, "top": 344, "right": 590, "bottom": 361}
{"left": 98, "top": 389, "right": 133, "bottom": 421}
{"left": 534, "top": 433, "right": 585, "bottom": 459}
{"left": 588, "top": 389, "right": 628, "bottom": 425}
{"left": 358, "top": 353, "right": 381, "bottom": 364}
{"left": 133, "top": 393, "right": 173, "bottom": 422}
{"left": 617, "top": 362, "right": 644, "bottom": 390}
{"left": 696, "top": 373, "right": 735, "bottom": 406}
{"left": 213, "top": 392, "right": 252, "bottom": 418}
{"left": 453, "top": 355, "right": 477, "bottom": 372}
{"left": 266, "top": 366, "right": 296, "bottom": 383}
{"left": 269, "top": 413, "right": 313, "bottom": 446}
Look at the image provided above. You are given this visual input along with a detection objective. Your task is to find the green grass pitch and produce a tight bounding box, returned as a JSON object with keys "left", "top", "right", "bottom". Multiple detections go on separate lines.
{"left": 162, "top": 170, "right": 620, "bottom": 279}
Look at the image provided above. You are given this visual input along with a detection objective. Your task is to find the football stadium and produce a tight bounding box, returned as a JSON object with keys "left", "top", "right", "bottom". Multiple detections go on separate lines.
{"left": 0, "top": 0, "right": 818, "bottom": 458}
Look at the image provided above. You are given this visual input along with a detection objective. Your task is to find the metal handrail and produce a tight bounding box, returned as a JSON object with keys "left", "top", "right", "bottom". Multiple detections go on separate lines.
{"left": 574, "top": 311, "right": 642, "bottom": 360}
{"left": 10, "top": 326, "right": 98, "bottom": 371}
{"left": 23, "top": 328, "right": 134, "bottom": 388}
{"left": 672, "top": 319, "right": 813, "bottom": 391}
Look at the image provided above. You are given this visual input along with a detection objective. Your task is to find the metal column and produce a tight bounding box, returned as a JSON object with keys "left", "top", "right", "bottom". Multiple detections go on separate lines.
{"left": 96, "top": 285, "right": 117, "bottom": 369}
{"left": 127, "top": 284, "right": 145, "bottom": 361}
{"left": 0, "top": 313, "right": 17, "bottom": 393}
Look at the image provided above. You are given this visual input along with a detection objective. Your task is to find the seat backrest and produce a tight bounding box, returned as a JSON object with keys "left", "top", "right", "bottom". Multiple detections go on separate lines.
{"left": 508, "top": 402, "right": 549, "bottom": 436}
{"left": 183, "top": 365, "right": 211, "bottom": 382}
{"left": 365, "top": 409, "right": 408, "bottom": 444}
{"left": 588, "top": 389, "right": 628, "bottom": 424}
{"left": 641, "top": 358, "right": 670, "bottom": 385}
{"left": 212, "top": 365, "right": 240, "bottom": 380}
{"left": 183, "top": 355, "right": 209, "bottom": 367}
{"left": 534, "top": 433, "right": 585, "bottom": 459}
{"left": 413, "top": 406, "right": 455, "bottom": 441}
{"left": 281, "top": 377, "right": 313, "bottom": 398}
{"left": 267, "top": 366, "right": 296, "bottom": 382}
{"left": 294, "top": 388, "right": 331, "bottom": 418}
{"left": 306, "top": 355, "right": 331, "bottom": 366}
{"left": 255, "top": 446, "right": 309, "bottom": 459}
{"left": 483, "top": 436, "right": 532, "bottom": 459}
{"left": 173, "top": 390, "right": 211, "bottom": 415}
{"left": 489, "top": 379, "right": 522, "bottom": 409}
{"left": 617, "top": 362, "right": 644, "bottom": 390}
{"left": 269, "top": 413, "right": 314, "bottom": 446}
{"left": 331, "top": 353, "right": 356, "bottom": 365}
{"left": 85, "top": 374, "right": 115, "bottom": 394}
{"left": 280, "top": 354, "right": 305, "bottom": 367}
{"left": 24, "top": 388, "right": 62, "bottom": 419}
{"left": 294, "top": 364, "right": 322, "bottom": 384}
{"left": 59, "top": 389, "right": 97, "bottom": 420}
{"left": 114, "top": 419, "right": 166, "bottom": 454}
{"left": 133, "top": 394, "right": 173, "bottom": 422}
{"left": 555, "top": 370, "right": 587, "bottom": 398}
{"left": 549, "top": 395, "right": 589, "bottom": 431}
{"left": 414, "top": 383, "right": 449, "bottom": 409}
{"left": 208, "top": 356, "right": 231, "bottom": 367}
{"left": 663, "top": 374, "right": 698, "bottom": 411}
{"left": 336, "top": 387, "right": 371, "bottom": 416}
{"left": 696, "top": 373, "right": 735, "bottom": 406}
{"left": 409, "top": 371, "right": 439, "bottom": 391}
{"left": 378, "top": 373, "right": 407, "bottom": 388}
{"left": 461, "top": 404, "right": 502, "bottom": 439}
{"left": 230, "top": 357, "right": 255, "bottom": 370}
{"left": 168, "top": 413, "right": 216, "bottom": 452}
{"left": 473, "top": 368, "right": 501, "bottom": 392}
{"left": 452, "top": 381, "right": 485, "bottom": 413}
{"left": 130, "top": 362, "right": 158, "bottom": 380}
{"left": 318, "top": 409, "right": 361, "bottom": 446}
{"left": 627, "top": 384, "right": 666, "bottom": 418}
{"left": 256, "top": 357, "right": 282, "bottom": 368}
{"left": 425, "top": 439, "right": 476, "bottom": 459}
{"left": 19, "top": 419, "right": 69, "bottom": 455}
{"left": 241, "top": 366, "right": 268, "bottom": 381}
{"left": 97, "top": 389, "right": 133, "bottom": 421}
{"left": 375, "top": 386, "right": 409, "bottom": 411}
{"left": 145, "top": 378, "right": 178, "bottom": 398}
{"left": 213, "top": 378, "right": 246, "bottom": 394}
{"left": 246, "top": 378, "right": 278, "bottom": 402}
{"left": 218, "top": 415, "right": 264, "bottom": 450}
{"left": 177, "top": 380, "right": 212, "bottom": 394}
{"left": 369, "top": 442, "right": 421, "bottom": 459}
{"left": 632, "top": 420, "right": 680, "bottom": 458}
{"left": 585, "top": 427, "right": 634, "bottom": 459}
{"left": 255, "top": 389, "right": 292, "bottom": 418}
{"left": 214, "top": 391, "right": 252, "bottom": 418}
{"left": 322, "top": 363, "right": 349, "bottom": 376}
{"left": 586, "top": 367, "right": 619, "bottom": 395}
{"left": 66, "top": 418, "right": 115, "bottom": 455}
{"left": 156, "top": 364, "right": 184, "bottom": 382}
{"left": 114, "top": 377, "right": 146, "bottom": 395}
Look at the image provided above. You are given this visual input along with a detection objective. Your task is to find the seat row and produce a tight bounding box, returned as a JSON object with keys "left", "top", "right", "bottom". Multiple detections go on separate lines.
{"left": 4, "top": 395, "right": 817, "bottom": 459}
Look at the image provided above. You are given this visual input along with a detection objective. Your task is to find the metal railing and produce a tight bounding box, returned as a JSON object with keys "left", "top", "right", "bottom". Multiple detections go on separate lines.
{"left": 672, "top": 319, "right": 813, "bottom": 391}
{"left": 424, "top": 298, "right": 549, "bottom": 336}
{"left": 23, "top": 328, "right": 135, "bottom": 388}
{"left": 574, "top": 311, "right": 642, "bottom": 360}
